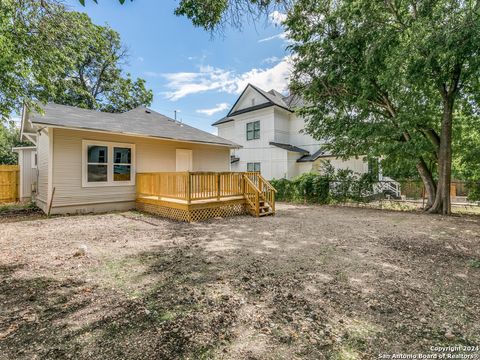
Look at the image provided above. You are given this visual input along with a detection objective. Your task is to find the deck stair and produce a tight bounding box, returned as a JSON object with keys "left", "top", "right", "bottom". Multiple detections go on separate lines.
{"left": 243, "top": 172, "right": 276, "bottom": 217}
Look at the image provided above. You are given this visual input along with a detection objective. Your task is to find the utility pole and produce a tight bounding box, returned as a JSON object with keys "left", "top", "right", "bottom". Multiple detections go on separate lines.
{"left": 174, "top": 110, "right": 177, "bottom": 120}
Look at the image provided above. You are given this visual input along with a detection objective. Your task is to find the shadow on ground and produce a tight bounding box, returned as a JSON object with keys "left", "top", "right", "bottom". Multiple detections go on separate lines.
{"left": 1, "top": 207, "right": 480, "bottom": 359}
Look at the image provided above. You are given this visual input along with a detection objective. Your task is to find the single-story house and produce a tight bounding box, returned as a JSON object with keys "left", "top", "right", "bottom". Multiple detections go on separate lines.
{"left": 17, "top": 103, "right": 247, "bottom": 216}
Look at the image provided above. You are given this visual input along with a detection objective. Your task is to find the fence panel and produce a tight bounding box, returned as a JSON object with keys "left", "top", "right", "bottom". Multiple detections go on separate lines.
{"left": 0, "top": 165, "right": 19, "bottom": 203}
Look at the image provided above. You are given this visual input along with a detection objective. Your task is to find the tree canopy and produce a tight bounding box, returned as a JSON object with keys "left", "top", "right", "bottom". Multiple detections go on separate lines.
{"left": 285, "top": 0, "right": 480, "bottom": 214}
{"left": 0, "top": 0, "right": 152, "bottom": 121}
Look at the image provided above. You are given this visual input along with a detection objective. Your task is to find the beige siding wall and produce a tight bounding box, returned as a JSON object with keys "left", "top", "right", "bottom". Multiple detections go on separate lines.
{"left": 36, "top": 130, "right": 50, "bottom": 205}
{"left": 51, "top": 128, "right": 230, "bottom": 211}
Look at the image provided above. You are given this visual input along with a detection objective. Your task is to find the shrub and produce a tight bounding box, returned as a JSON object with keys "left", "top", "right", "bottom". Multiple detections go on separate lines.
{"left": 270, "top": 168, "right": 374, "bottom": 204}
{"left": 270, "top": 178, "right": 291, "bottom": 202}
{"left": 467, "top": 181, "right": 480, "bottom": 202}
{"left": 271, "top": 173, "right": 330, "bottom": 204}
{"left": 329, "top": 170, "right": 374, "bottom": 203}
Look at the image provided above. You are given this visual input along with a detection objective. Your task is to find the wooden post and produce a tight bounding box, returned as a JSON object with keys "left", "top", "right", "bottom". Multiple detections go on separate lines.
{"left": 255, "top": 191, "right": 259, "bottom": 217}
{"left": 217, "top": 172, "right": 221, "bottom": 200}
{"left": 187, "top": 172, "right": 191, "bottom": 204}
{"left": 271, "top": 191, "right": 275, "bottom": 214}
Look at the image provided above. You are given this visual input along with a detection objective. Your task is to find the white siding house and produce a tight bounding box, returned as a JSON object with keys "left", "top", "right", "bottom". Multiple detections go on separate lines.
{"left": 213, "top": 84, "right": 369, "bottom": 180}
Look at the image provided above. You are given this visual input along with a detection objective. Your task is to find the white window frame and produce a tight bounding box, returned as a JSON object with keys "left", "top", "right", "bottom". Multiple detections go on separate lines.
{"left": 246, "top": 120, "right": 260, "bottom": 141}
{"left": 82, "top": 140, "right": 135, "bottom": 188}
{"left": 247, "top": 162, "right": 261, "bottom": 172}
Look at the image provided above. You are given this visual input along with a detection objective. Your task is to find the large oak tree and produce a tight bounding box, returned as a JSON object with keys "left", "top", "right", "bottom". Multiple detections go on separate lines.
{"left": 0, "top": 0, "right": 152, "bottom": 120}
{"left": 285, "top": 0, "right": 480, "bottom": 214}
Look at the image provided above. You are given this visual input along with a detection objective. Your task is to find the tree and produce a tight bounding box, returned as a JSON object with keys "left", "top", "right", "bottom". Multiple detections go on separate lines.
{"left": 0, "top": 123, "right": 30, "bottom": 164}
{"left": 35, "top": 10, "right": 153, "bottom": 112}
{"left": 0, "top": 0, "right": 153, "bottom": 119}
{"left": 285, "top": 0, "right": 480, "bottom": 214}
{"left": 0, "top": 0, "right": 65, "bottom": 120}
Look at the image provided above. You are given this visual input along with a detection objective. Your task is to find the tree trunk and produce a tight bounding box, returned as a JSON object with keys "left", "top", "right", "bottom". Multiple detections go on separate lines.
{"left": 416, "top": 158, "right": 436, "bottom": 209}
{"left": 428, "top": 96, "right": 454, "bottom": 215}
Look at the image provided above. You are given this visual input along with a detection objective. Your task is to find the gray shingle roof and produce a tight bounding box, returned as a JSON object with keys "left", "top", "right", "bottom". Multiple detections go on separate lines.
{"left": 211, "top": 116, "right": 234, "bottom": 126}
{"left": 29, "top": 103, "right": 240, "bottom": 148}
{"left": 269, "top": 142, "right": 309, "bottom": 154}
{"left": 297, "top": 148, "right": 332, "bottom": 162}
{"left": 249, "top": 84, "right": 290, "bottom": 111}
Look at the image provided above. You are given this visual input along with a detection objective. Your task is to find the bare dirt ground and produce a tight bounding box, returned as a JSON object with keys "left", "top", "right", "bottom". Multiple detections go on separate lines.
{"left": 1, "top": 204, "right": 479, "bottom": 360}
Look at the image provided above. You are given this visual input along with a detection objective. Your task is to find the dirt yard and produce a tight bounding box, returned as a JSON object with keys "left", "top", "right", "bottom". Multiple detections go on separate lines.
{"left": 1, "top": 204, "right": 479, "bottom": 359}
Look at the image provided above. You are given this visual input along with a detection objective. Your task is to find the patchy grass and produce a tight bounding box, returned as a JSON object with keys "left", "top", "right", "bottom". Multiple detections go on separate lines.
{"left": 0, "top": 205, "right": 479, "bottom": 359}
{"left": 0, "top": 202, "right": 44, "bottom": 222}
{"left": 468, "top": 259, "right": 480, "bottom": 269}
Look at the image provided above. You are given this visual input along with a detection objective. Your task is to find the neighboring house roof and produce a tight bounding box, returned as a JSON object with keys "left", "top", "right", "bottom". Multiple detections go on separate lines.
{"left": 269, "top": 142, "right": 309, "bottom": 154}
{"left": 213, "top": 84, "right": 305, "bottom": 126}
{"left": 296, "top": 148, "right": 332, "bottom": 162}
{"left": 28, "top": 103, "right": 240, "bottom": 148}
{"left": 211, "top": 116, "right": 234, "bottom": 126}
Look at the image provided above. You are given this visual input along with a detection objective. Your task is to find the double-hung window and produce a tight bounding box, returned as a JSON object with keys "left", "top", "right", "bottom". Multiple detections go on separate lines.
{"left": 246, "top": 121, "right": 260, "bottom": 140}
{"left": 247, "top": 162, "right": 261, "bottom": 172}
{"left": 82, "top": 140, "right": 135, "bottom": 187}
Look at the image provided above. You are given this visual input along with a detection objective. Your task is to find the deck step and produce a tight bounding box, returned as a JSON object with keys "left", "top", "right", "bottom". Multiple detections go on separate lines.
{"left": 259, "top": 210, "right": 274, "bottom": 217}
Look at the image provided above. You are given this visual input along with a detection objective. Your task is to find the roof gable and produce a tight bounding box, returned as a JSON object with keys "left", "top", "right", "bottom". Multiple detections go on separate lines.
{"left": 226, "top": 84, "right": 293, "bottom": 117}
{"left": 228, "top": 85, "right": 270, "bottom": 115}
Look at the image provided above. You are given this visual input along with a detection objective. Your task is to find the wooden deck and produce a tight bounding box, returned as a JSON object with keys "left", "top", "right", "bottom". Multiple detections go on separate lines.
{"left": 136, "top": 172, "right": 276, "bottom": 222}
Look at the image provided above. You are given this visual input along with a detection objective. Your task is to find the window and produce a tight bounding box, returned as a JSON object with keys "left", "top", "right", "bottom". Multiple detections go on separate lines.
{"left": 247, "top": 162, "right": 261, "bottom": 172}
{"left": 246, "top": 121, "right": 260, "bottom": 140}
{"left": 82, "top": 140, "right": 135, "bottom": 187}
{"left": 113, "top": 147, "right": 132, "bottom": 181}
{"left": 31, "top": 151, "right": 37, "bottom": 169}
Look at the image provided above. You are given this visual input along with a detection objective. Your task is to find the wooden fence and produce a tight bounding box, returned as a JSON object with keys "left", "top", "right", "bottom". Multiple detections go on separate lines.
{"left": 0, "top": 165, "right": 19, "bottom": 203}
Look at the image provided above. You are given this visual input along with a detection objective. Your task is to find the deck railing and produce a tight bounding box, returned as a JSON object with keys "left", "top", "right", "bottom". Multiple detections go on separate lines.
{"left": 136, "top": 171, "right": 276, "bottom": 216}
{"left": 137, "top": 171, "right": 246, "bottom": 203}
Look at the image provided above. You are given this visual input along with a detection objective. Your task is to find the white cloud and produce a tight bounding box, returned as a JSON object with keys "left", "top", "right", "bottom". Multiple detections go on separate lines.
{"left": 258, "top": 11, "right": 292, "bottom": 43}
{"left": 258, "top": 32, "right": 287, "bottom": 43}
{"left": 196, "top": 103, "right": 230, "bottom": 116}
{"left": 269, "top": 11, "right": 287, "bottom": 26}
{"left": 144, "top": 71, "right": 163, "bottom": 77}
{"left": 162, "top": 57, "right": 292, "bottom": 101}
{"left": 262, "top": 56, "right": 281, "bottom": 64}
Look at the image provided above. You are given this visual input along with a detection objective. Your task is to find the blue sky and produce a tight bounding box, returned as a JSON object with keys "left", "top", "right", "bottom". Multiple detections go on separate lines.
{"left": 65, "top": 0, "right": 291, "bottom": 133}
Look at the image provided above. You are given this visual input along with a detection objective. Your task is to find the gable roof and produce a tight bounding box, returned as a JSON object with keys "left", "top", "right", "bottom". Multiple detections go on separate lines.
{"left": 296, "top": 148, "right": 332, "bottom": 162}
{"left": 27, "top": 103, "right": 240, "bottom": 148}
{"left": 211, "top": 116, "right": 234, "bottom": 126}
{"left": 269, "top": 142, "right": 309, "bottom": 154}
{"left": 213, "top": 84, "right": 303, "bottom": 126}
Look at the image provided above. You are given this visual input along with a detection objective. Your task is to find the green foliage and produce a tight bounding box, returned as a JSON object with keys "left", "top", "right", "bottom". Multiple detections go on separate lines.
{"left": 271, "top": 175, "right": 324, "bottom": 203}
{"left": 468, "top": 259, "right": 480, "bottom": 269}
{"left": 466, "top": 182, "right": 480, "bottom": 202}
{"left": 285, "top": 0, "right": 480, "bottom": 213}
{"left": 33, "top": 9, "right": 153, "bottom": 113}
{"left": 0, "top": 0, "right": 153, "bottom": 120}
{"left": 174, "top": 0, "right": 229, "bottom": 31}
{"left": 271, "top": 165, "right": 374, "bottom": 204}
{"left": 272, "top": 173, "right": 330, "bottom": 203}
{"left": 0, "top": 123, "right": 31, "bottom": 164}
{"left": 329, "top": 170, "right": 374, "bottom": 203}
{"left": 173, "top": 0, "right": 291, "bottom": 32}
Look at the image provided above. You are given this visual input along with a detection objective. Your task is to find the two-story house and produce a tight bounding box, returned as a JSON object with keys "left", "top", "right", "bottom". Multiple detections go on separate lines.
{"left": 213, "top": 84, "right": 369, "bottom": 180}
